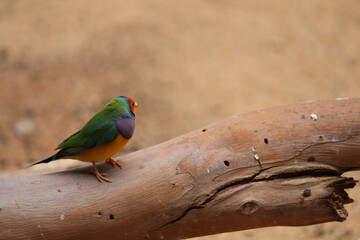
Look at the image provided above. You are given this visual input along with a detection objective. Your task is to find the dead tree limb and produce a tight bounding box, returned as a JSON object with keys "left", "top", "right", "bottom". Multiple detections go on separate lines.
{"left": 0, "top": 98, "right": 359, "bottom": 240}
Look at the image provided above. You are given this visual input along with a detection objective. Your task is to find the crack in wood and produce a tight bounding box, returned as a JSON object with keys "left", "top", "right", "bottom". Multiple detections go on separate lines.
{"left": 157, "top": 166, "right": 283, "bottom": 230}
{"left": 283, "top": 136, "right": 353, "bottom": 164}
{"left": 157, "top": 164, "right": 356, "bottom": 230}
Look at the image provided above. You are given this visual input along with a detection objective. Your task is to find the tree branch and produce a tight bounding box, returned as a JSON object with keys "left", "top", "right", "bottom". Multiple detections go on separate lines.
{"left": 0, "top": 98, "right": 359, "bottom": 240}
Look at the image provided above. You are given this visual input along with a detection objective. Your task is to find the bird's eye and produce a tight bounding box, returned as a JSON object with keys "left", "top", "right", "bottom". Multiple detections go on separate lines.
{"left": 131, "top": 103, "right": 135, "bottom": 107}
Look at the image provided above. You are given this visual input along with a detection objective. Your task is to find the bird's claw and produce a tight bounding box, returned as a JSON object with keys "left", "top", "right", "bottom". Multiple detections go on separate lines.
{"left": 90, "top": 169, "right": 112, "bottom": 182}
{"left": 106, "top": 158, "right": 122, "bottom": 169}
{"left": 91, "top": 163, "right": 112, "bottom": 183}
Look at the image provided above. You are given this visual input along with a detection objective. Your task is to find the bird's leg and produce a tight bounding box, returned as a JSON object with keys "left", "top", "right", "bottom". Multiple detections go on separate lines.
{"left": 105, "top": 158, "right": 122, "bottom": 169}
{"left": 90, "top": 162, "right": 112, "bottom": 183}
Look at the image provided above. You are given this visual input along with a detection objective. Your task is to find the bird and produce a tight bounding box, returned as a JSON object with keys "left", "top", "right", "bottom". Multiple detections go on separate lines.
{"left": 32, "top": 96, "right": 139, "bottom": 182}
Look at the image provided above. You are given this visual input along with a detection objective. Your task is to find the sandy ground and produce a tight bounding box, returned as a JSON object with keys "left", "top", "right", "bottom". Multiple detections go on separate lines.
{"left": 0, "top": 1, "right": 360, "bottom": 239}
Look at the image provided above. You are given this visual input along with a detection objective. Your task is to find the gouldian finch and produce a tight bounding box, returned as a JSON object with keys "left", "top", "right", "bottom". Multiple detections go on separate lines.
{"left": 32, "top": 96, "right": 138, "bottom": 182}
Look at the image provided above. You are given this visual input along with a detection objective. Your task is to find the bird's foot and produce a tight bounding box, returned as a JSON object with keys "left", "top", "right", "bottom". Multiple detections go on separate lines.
{"left": 106, "top": 158, "right": 122, "bottom": 169}
{"left": 91, "top": 162, "right": 112, "bottom": 183}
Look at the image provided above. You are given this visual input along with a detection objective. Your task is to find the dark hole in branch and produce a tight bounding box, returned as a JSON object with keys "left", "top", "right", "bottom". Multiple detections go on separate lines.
{"left": 264, "top": 138, "right": 268, "bottom": 144}
{"left": 303, "top": 189, "right": 311, "bottom": 197}
{"left": 224, "top": 160, "right": 230, "bottom": 166}
{"left": 109, "top": 214, "right": 114, "bottom": 220}
{"left": 307, "top": 156, "right": 316, "bottom": 162}
{"left": 202, "top": 129, "right": 207, "bottom": 132}
{"left": 98, "top": 211, "right": 102, "bottom": 216}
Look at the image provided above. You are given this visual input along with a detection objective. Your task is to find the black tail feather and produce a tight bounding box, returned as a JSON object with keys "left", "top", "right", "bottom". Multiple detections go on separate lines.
{"left": 31, "top": 149, "right": 76, "bottom": 167}
{"left": 31, "top": 155, "right": 57, "bottom": 166}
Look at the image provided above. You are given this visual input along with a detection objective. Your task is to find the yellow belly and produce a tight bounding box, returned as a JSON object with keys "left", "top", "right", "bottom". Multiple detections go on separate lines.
{"left": 78, "top": 134, "right": 130, "bottom": 162}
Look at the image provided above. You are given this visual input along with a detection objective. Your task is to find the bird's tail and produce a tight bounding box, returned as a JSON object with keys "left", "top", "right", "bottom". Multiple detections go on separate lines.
{"left": 31, "top": 148, "right": 73, "bottom": 166}
{"left": 31, "top": 155, "right": 58, "bottom": 166}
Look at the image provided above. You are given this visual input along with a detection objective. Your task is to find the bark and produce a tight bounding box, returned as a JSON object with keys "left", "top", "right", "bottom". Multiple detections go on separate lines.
{"left": 0, "top": 98, "right": 359, "bottom": 240}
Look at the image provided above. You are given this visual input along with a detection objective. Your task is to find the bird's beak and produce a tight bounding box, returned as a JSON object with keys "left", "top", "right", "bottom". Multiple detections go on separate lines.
{"left": 135, "top": 102, "right": 139, "bottom": 108}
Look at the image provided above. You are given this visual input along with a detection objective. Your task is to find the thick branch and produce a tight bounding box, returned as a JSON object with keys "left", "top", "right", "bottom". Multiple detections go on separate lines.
{"left": 0, "top": 99, "right": 360, "bottom": 240}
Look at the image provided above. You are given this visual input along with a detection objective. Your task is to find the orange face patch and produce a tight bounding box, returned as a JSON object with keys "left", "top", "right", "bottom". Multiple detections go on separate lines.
{"left": 122, "top": 96, "right": 139, "bottom": 115}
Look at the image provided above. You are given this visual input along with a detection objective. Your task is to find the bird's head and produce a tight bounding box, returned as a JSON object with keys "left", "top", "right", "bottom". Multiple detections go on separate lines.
{"left": 116, "top": 96, "right": 139, "bottom": 117}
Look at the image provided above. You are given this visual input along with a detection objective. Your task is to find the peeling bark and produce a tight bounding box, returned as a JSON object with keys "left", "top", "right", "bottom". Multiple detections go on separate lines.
{"left": 0, "top": 98, "right": 359, "bottom": 240}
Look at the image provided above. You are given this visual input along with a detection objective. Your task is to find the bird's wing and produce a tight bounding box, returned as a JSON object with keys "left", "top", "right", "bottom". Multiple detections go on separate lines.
{"left": 57, "top": 113, "right": 118, "bottom": 155}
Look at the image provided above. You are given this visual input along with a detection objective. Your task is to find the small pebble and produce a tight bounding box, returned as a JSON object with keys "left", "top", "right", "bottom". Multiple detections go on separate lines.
{"left": 310, "top": 113, "right": 318, "bottom": 121}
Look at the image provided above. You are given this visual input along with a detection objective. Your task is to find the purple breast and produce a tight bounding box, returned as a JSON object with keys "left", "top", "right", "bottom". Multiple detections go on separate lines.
{"left": 115, "top": 117, "right": 135, "bottom": 139}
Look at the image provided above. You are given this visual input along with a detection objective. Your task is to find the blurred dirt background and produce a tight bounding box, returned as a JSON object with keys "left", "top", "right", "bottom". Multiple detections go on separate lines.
{"left": 0, "top": 1, "right": 360, "bottom": 239}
